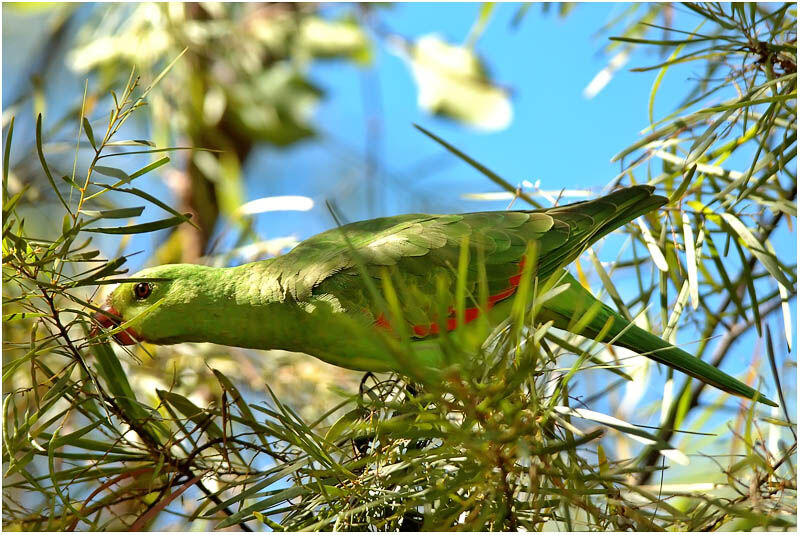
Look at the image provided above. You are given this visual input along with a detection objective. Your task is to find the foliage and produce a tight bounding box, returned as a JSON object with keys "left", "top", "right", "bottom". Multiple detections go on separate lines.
{"left": 582, "top": 1, "right": 797, "bottom": 488}
{"left": 2, "top": 2, "right": 797, "bottom": 532}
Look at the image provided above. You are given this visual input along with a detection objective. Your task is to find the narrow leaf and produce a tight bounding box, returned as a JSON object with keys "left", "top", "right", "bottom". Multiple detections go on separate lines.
{"left": 3, "top": 115, "right": 14, "bottom": 202}
{"left": 79, "top": 206, "right": 145, "bottom": 219}
{"left": 587, "top": 248, "right": 632, "bottom": 321}
{"left": 92, "top": 165, "right": 130, "bottom": 181}
{"left": 61, "top": 174, "right": 81, "bottom": 189}
{"left": 553, "top": 406, "right": 689, "bottom": 465}
{"left": 82, "top": 117, "right": 96, "bottom": 150}
{"left": 637, "top": 218, "right": 668, "bottom": 271}
{"left": 105, "top": 139, "right": 156, "bottom": 147}
{"left": 128, "top": 156, "right": 169, "bottom": 180}
{"left": 765, "top": 326, "right": 793, "bottom": 434}
{"left": 765, "top": 240, "right": 793, "bottom": 352}
{"left": 157, "top": 390, "right": 223, "bottom": 441}
{"left": 668, "top": 164, "right": 697, "bottom": 204}
{"left": 663, "top": 280, "right": 690, "bottom": 343}
{"left": 731, "top": 236, "right": 762, "bottom": 337}
{"left": 720, "top": 212, "right": 794, "bottom": 292}
{"left": 414, "top": 124, "right": 542, "bottom": 208}
{"left": 36, "top": 114, "right": 70, "bottom": 213}
{"left": 89, "top": 185, "right": 198, "bottom": 229}
{"left": 83, "top": 214, "right": 191, "bottom": 234}
{"left": 682, "top": 213, "right": 699, "bottom": 310}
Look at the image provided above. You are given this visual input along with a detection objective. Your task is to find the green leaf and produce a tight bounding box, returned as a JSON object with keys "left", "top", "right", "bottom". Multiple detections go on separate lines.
{"left": 90, "top": 341, "right": 160, "bottom": 438}
{"left": 3, "top": 187, "right": 26, "bottom": 219}
{"left": 65, "top": 249, "right": 101, "bottom": 262}
{"left": 3, "top": 115, "right": 14, "bottom": 203}
{"left": 157, "top": 390, "right": 223, "bottom": 441}
{"left": 36, "top": 113, "right": 70, "bottom": 213}
{"left": 534, "top": 428, "right": 605, "bottom": 456}
{"left": 720, "top": 212, "right": 794, "bottom": 292}
{"left": 609, "top": 36, "right": 712, "bottom": 46}
{"left": 682, "top": 214, "right": 700, "bottom": 310}
{"left": 668, "top": 164, "right": 697, "bottom": 204}
{"left": 139, "top": 47, "right": 188, "bottom": 102}
{"left": 731, "top": 236, "right": 762, "bottom": 337}
{"left": 105, "top": 139, "right": 156, "bottom": 147}
{"left": 128, "top": 156, "right": 169, "bottom": 180}
{"left": 69, "top": 256, "right": 128, "bottom": 287}
{"left": 82, "top": 117, "right": 97, "bottom": 150}
{"left": 83, "top": 214, "right": 191, "bottom": 234}
{"left": 587, "top": 249, "right": 632, "bottom": 321}
{"left": 212, "top": 369, "right": 271, "bottom": 450}
{"left": 324, "top": 408, "right": 363, "bottom": 443}
{"left": 705, "top": 236, "right": 749, "bottom": 323}
{"left": 765, "top": 327, "right": 792, "bottom": 430}
{"left": 92, "top": 165, "right": 130, "bottom": 181}
{"left": 204, "top": 459, "right": 309, "bottom": 517}
{"left": 704, "top": 93, "right": 796, "bottom": 113}
{"left": 96, "top": 147, "right": 197, "bottom": 160}
{"left": 52, "top": 420, "right": 105, "bottom": 448}
{"left": 78, "top": 206, "right": 145, "bottom": 219}
{"left": 647, "top": 21, "right": 703, "bottom": 125}
{"left": 215, "top": 487, "right": 306, "bottom": 529}
{"left": 61, "top": 174, "right": 81, "bottom": 189}
{"left": 89, "top": 185, "right": 199, "bottom": 229}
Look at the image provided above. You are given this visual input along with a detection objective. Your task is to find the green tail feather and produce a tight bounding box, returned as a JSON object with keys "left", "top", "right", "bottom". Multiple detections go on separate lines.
{"left": 541, "top": 273, "right": 777, "bottom": 407}
{"left": 585, "top": 186, "right": 666, "bottom": 244}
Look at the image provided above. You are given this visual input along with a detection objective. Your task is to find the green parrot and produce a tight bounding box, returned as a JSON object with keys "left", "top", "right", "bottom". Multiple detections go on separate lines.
{"left": 94, "top": 185, "right": 775, "bottom": 406}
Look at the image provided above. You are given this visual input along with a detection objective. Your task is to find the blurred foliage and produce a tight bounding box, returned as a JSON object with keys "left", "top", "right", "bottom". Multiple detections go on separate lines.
{"left": 67, "top": 2, "right": 373, "bottom": 264}
{"left": 404, "top": 33, "right": 512, "bottom": 131}
{"left": 2, "top": 2, "right": 797, "bottom": 532}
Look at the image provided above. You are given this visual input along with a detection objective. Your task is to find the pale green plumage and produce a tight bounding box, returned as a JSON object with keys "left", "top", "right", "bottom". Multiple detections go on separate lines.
{"left": 100, "top": 186, "right": 776, "bottom": 406}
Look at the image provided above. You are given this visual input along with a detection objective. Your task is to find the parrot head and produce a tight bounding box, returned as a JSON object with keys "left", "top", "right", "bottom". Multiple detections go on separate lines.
{"left": 93, "top": 264, "right": 212, "bottom": 345}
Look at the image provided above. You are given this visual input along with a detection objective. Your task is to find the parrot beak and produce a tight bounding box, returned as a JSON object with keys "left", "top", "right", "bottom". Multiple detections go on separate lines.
{"left": 92, "top": 302, "right": 139, "bottom": 345}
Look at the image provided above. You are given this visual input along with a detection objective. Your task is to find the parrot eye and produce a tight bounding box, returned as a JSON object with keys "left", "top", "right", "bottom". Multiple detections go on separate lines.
{"left": 133, "top": 282, "right": 152, "bottom": 300}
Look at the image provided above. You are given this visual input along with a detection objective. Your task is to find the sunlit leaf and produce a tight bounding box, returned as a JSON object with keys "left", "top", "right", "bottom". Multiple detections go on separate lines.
{"left": 636, "top": 217, "right": 668, "bottom": 272}
{"left": 553, "top": 406, "right": 689, "bottom": 465}
{"left": 682, "top": 213, "right": 699, "bottom": 310}
{"left": 720, "top": 212, "right": 794, "bottom": 292}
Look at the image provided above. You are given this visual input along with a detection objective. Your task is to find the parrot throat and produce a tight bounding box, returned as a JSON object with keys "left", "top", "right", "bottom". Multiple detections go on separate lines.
{"left": 375, "top": 257, "right": 526, "bottom": 337}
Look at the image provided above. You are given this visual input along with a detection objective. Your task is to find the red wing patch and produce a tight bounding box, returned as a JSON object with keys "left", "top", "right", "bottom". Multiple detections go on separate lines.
{"left": 375, "top": 258, "right": 526, "bottom": 338}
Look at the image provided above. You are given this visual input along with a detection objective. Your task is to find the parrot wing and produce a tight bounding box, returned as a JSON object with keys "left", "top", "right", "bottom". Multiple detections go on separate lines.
{"left": 264, "top": 185, "right": 664, "bottom": 327}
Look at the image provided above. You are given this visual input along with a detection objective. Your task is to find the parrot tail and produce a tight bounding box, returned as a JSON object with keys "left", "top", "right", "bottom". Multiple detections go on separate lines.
{"left": 540, "top": 273, "right": 777, "bottom": 407}
{"left": 538, "top": 185, "right": 667, "bottom": 275}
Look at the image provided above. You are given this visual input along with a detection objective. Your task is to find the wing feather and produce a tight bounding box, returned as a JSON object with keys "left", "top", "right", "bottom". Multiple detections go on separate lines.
{"left": 265, "top": 186, "right": 666, "bottom": 336}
